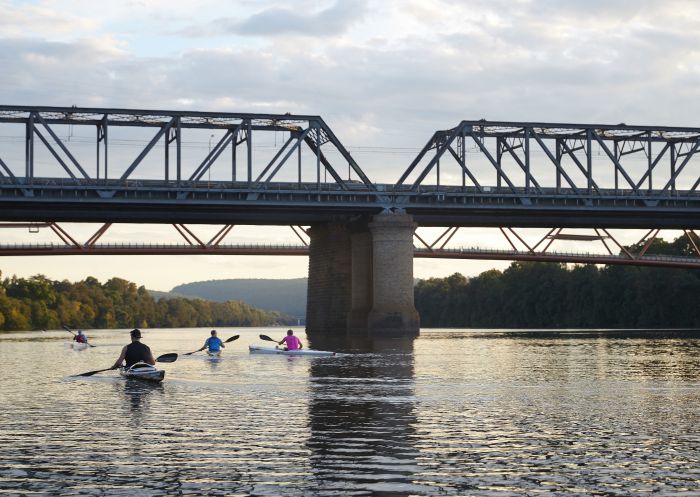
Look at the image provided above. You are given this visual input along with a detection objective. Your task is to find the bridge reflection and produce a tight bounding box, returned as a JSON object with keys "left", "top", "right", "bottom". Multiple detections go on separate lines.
{"left": 304, "top": 336, "right": 427, "bottom": 494}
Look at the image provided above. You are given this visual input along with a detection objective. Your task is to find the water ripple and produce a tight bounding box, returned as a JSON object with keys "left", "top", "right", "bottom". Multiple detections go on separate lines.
{"left": 1, "top": 328, "right": 700, "bottom": 495}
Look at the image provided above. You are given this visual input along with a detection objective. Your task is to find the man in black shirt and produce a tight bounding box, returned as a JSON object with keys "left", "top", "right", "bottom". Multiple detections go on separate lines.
{"left": 112, "top": 328, "right": 156, "bottom": 369}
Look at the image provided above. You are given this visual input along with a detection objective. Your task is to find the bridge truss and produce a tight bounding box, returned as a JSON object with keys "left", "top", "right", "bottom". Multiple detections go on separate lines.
{"left": 399, "top": 120, "right": 700, "bottom": 194}
{"left": 0, "top": 105, "right": 374, "bottom": 190}
{"left": 1, "top": 222, "right": 699, "bottom": 269}
{"left": 0, "top": 106, "right": 700, "bottom": 268}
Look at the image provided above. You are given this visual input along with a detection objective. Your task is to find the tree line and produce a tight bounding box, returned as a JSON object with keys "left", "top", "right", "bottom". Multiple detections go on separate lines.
{"left": 415, "top": 234, "right": 700, "bottom": 328}
{"left": 0, "top": 273, "right": 293, "bottom": 332}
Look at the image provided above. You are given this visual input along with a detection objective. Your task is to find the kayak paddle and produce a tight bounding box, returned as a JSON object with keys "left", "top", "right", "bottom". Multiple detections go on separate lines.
{"left": 76, "top": 367, "right": 115, "bottom": 377}
{"left": 155, "top": 353, "right": 178, "bottom": 363}
{"left": 63, "top": 325, "right": 97, "bottom": 347}
{"left": 183, "top": 335, "right": 240, "bottom": 355}
{"left": 75, "top": 353, "right": 179, "bottom": 377}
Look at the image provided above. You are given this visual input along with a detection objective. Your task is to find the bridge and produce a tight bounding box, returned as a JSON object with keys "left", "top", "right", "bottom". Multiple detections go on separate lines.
{"left": 1, "top": 106, "right": 699, "bottom": 336}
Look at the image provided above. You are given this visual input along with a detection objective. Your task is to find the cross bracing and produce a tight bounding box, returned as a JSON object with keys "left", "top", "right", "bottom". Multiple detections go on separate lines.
{"left": 0, "top": 105, "right": 374, "bottom": 190}
{"left": 397, "top": 120, "right": 700, "bottom": 196}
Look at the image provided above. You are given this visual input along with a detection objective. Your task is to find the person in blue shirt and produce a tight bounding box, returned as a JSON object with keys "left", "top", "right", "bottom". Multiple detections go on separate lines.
{"left": 197, "top": 329, "right": 225, "bottom": 356}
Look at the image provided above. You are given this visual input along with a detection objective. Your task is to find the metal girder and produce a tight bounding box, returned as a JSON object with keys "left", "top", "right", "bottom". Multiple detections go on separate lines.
{"left": 411, "top": 226, "right": 700, "bottom": 268}
{"left": 2, "top": 222, "right": 700, "bottom": 269}
{"left": 2, "top": 111, "right": 700, "bottom": 232}
{"left": 32, "top": 112, "right": 90, "bottom": 179}
{"left": 399, "top": 120, "right": 700, "bottom": 196}
{"left": 0, "top": 105, "right": 376, "bottom": 191}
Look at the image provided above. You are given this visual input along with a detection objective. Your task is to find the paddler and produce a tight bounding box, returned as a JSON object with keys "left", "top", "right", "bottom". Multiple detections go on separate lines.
{"left": 195, "top": 329, "right": 225, "bottom": 355}
{"left": 74, "top": 329, "right": 88, "bottom": 344}
{"left": 278, "top": 329, "right": 302, "bottom": 351}
{"left": 111, "top": 328, "right": 156, "bottom": 369}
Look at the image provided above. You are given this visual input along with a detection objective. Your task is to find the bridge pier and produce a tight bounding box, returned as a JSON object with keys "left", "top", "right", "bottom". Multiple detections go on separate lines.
{"left": 307, "top": 211, "right": 420, "bottom": 338}
{"left": 366, "top": 211, "right": 420, "bottom": 337}
{"left": 306, "top": 223, "right": 352, "bottom": 334}
{"left": 347, "top": 228, "right": 372, "bottom": 334}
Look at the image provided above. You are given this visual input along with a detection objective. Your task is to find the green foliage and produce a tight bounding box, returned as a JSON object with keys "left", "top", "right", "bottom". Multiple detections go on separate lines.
{"left": 0, "top": 273, "right": 294, "bottom": 332}
{"left": 416, "top": 234, "right": 700, "bottom": 328}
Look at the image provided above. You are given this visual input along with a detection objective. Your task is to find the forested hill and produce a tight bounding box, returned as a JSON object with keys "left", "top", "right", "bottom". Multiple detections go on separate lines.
{"left": 171, "top": 278, "right": 307, "bottom": 317}
{"left": 0, "top": 274, "right": 293, "bottom": 332}
{"left": 415, "top": 234, "right": 700, "bottom": 329}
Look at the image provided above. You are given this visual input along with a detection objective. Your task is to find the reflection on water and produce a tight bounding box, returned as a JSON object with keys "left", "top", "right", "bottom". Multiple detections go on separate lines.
{"left": 1, "top": 327, "right": 700, "bottom": 496}
{"left": 307, "top": 336, "right": 425, "bottom": 495}
{"left": 115, "top": 379, "right": 164, "bottom": 429}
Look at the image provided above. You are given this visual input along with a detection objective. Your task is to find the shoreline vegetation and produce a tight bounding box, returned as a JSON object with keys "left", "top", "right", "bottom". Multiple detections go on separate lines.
{"left": 416, "top": 234, "right": 700, "bottom": 329}
{"left": 0, "top": 274, "right": 294, "bottom": 332}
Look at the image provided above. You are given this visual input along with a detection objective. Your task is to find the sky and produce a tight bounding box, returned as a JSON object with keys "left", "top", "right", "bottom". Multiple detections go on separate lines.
{"left": 1, "top": 0, "right": 699, "bottom": 290}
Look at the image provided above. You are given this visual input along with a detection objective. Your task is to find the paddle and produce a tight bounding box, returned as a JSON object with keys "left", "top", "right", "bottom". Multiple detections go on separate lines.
{"left": 75, "top": 353, "right": 179, "bottom": 377}
{"left": 184, "top": 335, "right": 240, "bottom": 355}
{"left": 63, "top": 325, "right": 96, "bottom": 347}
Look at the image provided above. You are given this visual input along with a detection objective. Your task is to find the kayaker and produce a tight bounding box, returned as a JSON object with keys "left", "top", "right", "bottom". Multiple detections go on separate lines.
{"left": 74, "top": 330, "right": 87, "bottom": 344}
{"left": 278, "top": 329, "right": 302, "bottom": 351}
{"left": 111, "top": 328, "right": 156, "bottom": 369}
{"left": 196, "top": 329, "right": 225, "bottom": 355}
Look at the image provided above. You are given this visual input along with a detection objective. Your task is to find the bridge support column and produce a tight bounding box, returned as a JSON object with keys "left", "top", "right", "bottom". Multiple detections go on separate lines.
{"left": 347, "top": 229, "right": 372, "bottom": 334}
{"left": 367, "top": 211, "right": 420, "bottom": 337}
{"left": 307, "top": 212, "right": 419, "bottom": 338}
{"left": 306, "top": 223, "right": 352, "bottom": 334}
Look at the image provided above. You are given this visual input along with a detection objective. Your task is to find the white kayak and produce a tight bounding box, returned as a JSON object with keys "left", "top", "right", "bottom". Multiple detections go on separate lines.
{"left": 65, "top": 341, "right": 89, "bottom": 351}
{"left": 119, "top": 362, "right": 165, "bottom": 383}
{"left": 206, "top": 350, "right": 222, "bottom": 360}
{"left": 249, "top": 345, "right": 342, "bottom": 357}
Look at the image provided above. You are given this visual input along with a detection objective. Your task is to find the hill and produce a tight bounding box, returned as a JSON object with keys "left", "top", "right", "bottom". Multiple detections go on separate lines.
{"left": 171, "top": 278, "right": 307, "bottom": 318}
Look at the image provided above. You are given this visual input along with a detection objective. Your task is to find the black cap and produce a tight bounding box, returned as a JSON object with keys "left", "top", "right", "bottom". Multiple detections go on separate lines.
{"left": 130, "top": 328, "right": 142, "bottom": 338}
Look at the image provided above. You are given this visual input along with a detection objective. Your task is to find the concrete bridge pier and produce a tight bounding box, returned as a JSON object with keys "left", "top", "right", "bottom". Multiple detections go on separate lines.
{"left": 347, "top": 228, "right": 373, "bottom": 334}
{"left": 365, "top": 211, "right": 420, "bottom": 337}
{"left": 306, "top": 223, "right": 352, "bottom": 334}
{"left": 307, "top": 211, "right": 419, "bottom": 338}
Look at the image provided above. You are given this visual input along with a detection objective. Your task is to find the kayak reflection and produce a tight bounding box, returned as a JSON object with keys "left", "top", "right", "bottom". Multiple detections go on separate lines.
{"left": 114, "top": 377, "right": 164, "bottom": 431}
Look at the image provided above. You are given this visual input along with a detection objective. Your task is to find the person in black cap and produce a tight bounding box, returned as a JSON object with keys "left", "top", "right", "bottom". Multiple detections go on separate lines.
{"left": 111, "top": 328, "right": 156, "bottom": 369}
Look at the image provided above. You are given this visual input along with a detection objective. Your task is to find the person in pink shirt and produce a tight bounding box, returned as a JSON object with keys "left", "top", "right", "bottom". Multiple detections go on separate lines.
{"left": 278, "top": 329, "right": 302, "bottom": 351}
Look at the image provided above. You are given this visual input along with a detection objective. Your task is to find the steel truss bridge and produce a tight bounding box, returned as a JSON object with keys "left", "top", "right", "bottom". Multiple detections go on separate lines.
{"left": 1, "top": 105, "right": 700, "bottom": 268}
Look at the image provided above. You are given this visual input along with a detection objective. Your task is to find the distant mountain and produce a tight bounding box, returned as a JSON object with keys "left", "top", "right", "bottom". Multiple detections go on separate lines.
{"left": 148, "top": 289, "right": 188, "bottom": 300}
{"left": 171, "top": 278, "right": 307, "bottom": 318}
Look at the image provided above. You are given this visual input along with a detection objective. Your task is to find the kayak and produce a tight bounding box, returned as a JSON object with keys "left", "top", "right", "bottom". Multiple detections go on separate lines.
{"left": 249, "top": 345, "right": 342, "bottom": 357}
{"left": 119, "top": 362, "right": 165, "bottom": 383}
{"left": 65, "top": 341, "right": 89, "bottom": 351}
{"left": 206, "top": 350, "right": 222, "bottom": 360}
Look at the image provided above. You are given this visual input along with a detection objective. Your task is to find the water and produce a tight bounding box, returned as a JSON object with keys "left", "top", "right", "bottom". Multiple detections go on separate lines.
{"left": 1, "top": 327, "right": 700, "bottom": 496}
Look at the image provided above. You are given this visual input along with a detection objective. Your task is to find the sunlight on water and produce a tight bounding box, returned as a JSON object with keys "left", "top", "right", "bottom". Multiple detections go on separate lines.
{"left": 1, "top": 327, "right": 700, "bottom": 495}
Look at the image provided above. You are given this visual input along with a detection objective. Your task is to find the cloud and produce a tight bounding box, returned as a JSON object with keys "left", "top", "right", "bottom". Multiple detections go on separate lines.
{"left": 3, "top": 1, "right": 700, "bottom": 151}
{"left": 0, "top": 0, "right": 97, "bottom": 38}
{"left": 186, "top": 0, "right": 368, "bottom": 37}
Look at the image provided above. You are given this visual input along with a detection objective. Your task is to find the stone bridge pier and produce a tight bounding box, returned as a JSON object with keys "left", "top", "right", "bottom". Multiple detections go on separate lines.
{"left": 306, "top": 210, "right": 420, "bottom": 337}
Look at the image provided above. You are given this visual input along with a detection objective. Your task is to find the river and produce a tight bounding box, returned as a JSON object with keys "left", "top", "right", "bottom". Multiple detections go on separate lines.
{"left": 1, "top": 327, "right": 699, "bottom": 496}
